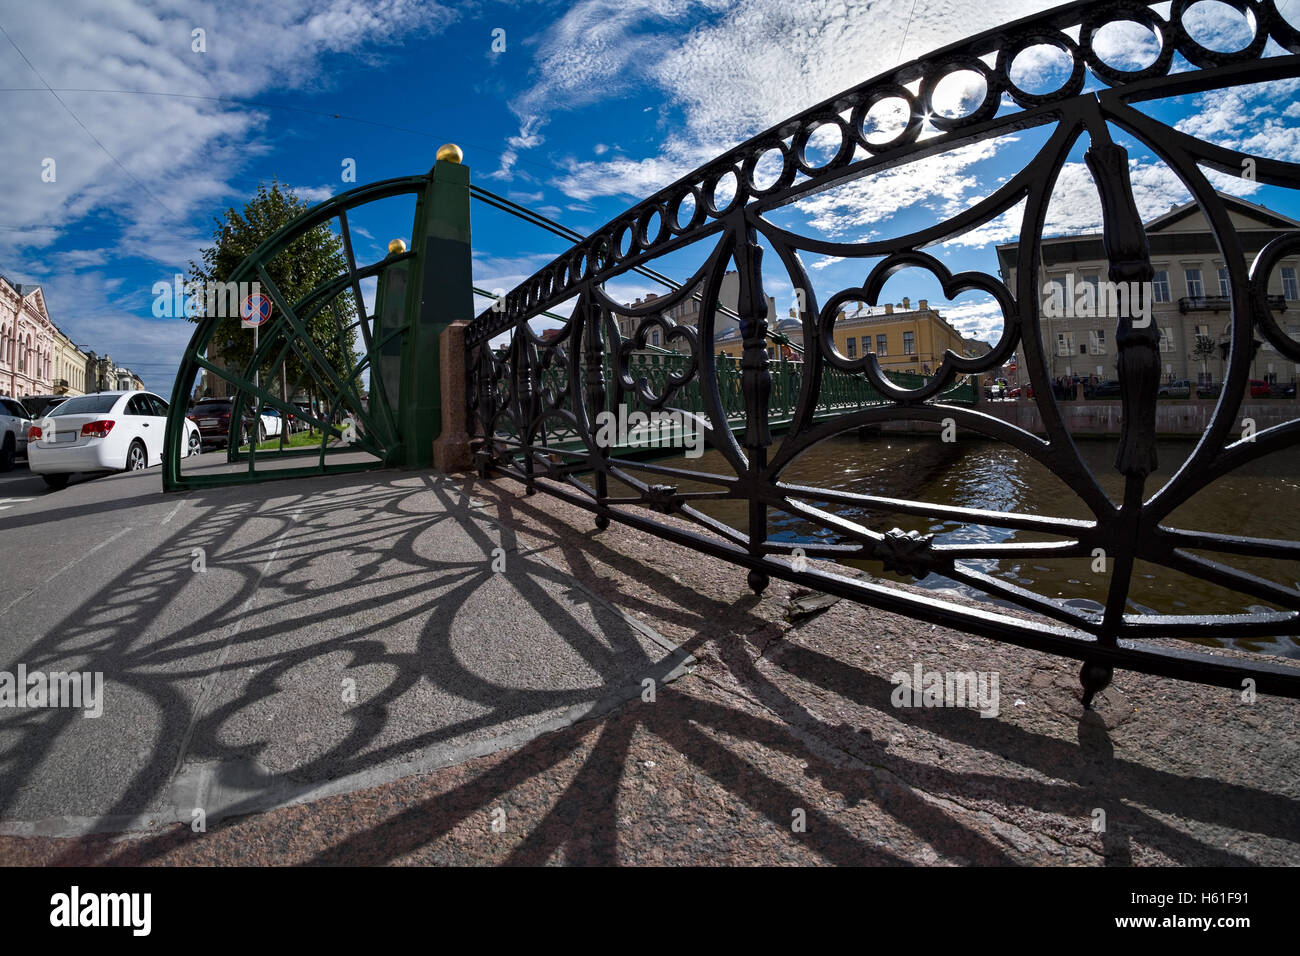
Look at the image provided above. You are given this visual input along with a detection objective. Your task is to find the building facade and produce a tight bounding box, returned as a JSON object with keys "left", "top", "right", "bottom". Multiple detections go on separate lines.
{"left": 618, "top": 276, "right": 982, "bottom": 373}
{"left": 51, "top": 324, "right": 90, "bottom": 396}
{"left": 0, "top": 276, "right": 56, "bottom": 398}
{"left": 997, "top": 195, "right": 1300, "bottom": 388}
{"left": 113, "top": 367, "right": 145, "bottom": 391}
{"left": 619, "top": 270, "right": 778, "bottom": 356}
{"left": 822, "top": 297, "right": 975, "bottom": 375}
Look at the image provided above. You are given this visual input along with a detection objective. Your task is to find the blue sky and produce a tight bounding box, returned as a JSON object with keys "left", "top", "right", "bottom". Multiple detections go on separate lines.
{"left": 2, "top": 0, "right": 1299, "bottom": 392}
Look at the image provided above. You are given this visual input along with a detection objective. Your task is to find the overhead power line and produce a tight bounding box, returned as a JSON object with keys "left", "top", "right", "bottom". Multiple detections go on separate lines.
{"left": 0, "top": 28, "right": 179, "bottom": 218}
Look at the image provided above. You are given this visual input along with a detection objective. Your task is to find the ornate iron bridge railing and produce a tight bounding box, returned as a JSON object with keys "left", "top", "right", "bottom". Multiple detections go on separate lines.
{"left": 467, "top": 0, "right": 1300, "bottom": 705}
{"left": 524, "top": 350, "right": 978, "bottom": 453}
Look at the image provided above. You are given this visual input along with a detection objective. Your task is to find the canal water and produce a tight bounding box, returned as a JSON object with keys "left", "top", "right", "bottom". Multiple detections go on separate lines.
{"left": 618, "top": 434, "right": 1300, "bottom": 658}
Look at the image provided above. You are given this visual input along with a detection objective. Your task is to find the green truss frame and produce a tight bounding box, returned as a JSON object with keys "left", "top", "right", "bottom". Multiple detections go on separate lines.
{"left": 164, "top": 156, "right": 472, "bottom": 491}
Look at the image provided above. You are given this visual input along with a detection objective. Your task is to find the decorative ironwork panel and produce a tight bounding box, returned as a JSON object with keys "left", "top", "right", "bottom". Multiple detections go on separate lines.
{"left": 467, "top": 0, "right": 1300, "bottom": 704}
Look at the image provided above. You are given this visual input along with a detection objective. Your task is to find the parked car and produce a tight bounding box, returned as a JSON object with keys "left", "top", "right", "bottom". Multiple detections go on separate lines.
{"left": 21, "top": 394, "right": 68, "bottom": 418}
{"left": 1157, "top": 379, "right": 1193, "bottom": 399}
{"left": 1007, "top": 384, "right": 1034, "bottom": 398}
{"left": 1197, "top": 382, "right": 1223, "bottom": 399}
{"left": 1248, "top": 379, "right": 1272, "bottom": 398}
{"left": 985, "top": 377, "right": 1009, "bottom": 399}
{"left": 1270, "top": 381, "right": 1296, "bottom": 399}
{"left": 1085, "top": 380, "right": 1122, "bottom": 399}
{"left": 27, "top": 391, "right": 201, "bottom": 489}
{"left": 259, "top": 408, "right": 284, "bottom": 438}
{"left": 0, "top": 396, "right": 32, "bottom": 471}
{"left": 290, "top": 401, "right": 322, "bottom": 432}
{"left": 186, "top": 398, "right": 265, "bottom": 449}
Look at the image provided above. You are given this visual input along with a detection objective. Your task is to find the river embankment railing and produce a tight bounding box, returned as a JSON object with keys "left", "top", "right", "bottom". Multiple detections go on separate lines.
{"left": 465, "top": 0, "right": 1300, "bottom": 706}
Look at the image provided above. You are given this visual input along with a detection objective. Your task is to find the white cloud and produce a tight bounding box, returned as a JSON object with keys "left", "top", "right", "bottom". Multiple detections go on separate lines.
{"left": 289, "top": 185, "right": 335, "bottom": 204}
{"left": 552, "top": 149, "right": 714, "bottom": 202}
{"left": 1179, "top": 1, "right": 1255, "bottom": 54}
{"left": 1175, "top": 78, "right": 1300, "bottom": 163}
{"left": 937, "top": 295, "right": 1006, "bottom": 344}
{"left": 940, "top": 154, "right": 1265, "bottom": 250}
{"left": 1089, "top": 19, "right": 1162, "bottom": 72}
{"left": 494, "top": 0, "right": 1063, "bottom": 199}
{"left": 0, "top": 0, "right": 455, "bottom": 391}
{"left": 798, "top": 137, "right": 1009, "bottom": 237}
{"left": 0, "top": 0, "right": 453, "bottom": 255}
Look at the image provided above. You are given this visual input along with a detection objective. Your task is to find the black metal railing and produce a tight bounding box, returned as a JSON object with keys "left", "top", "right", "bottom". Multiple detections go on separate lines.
{"left": 466, "top": 0, "right": 1300, "bottom": 706}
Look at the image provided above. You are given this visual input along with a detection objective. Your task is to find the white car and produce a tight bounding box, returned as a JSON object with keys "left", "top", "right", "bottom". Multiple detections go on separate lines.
{"left": 27, "top": 390, "right": 201, "bottom": 489}
{"left": 0, "top": 396, "right": 32, "bottom": 471}
{"left": 259, "top": 408, "right": 283, "bottom": 438}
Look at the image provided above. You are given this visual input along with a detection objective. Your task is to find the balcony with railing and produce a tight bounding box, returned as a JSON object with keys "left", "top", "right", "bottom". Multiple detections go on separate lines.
{"left": 1179, "top": 294, "right": 1286, "bottom": 313}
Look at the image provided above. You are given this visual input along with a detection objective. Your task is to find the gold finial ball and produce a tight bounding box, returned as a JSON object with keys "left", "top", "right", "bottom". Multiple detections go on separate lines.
{"left": 388, "top": 238, "right": 407, "bottom": 255}
{"left": 436, "top": 143, "right": 463, "bottom": 164}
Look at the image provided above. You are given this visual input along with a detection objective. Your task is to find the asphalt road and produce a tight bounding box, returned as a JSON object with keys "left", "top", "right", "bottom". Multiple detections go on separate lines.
{"left": 0, "top": 461, "right": 60, "bottom": 502}
{"left": 0, "top": 455, "right": 687, "bottom": 837}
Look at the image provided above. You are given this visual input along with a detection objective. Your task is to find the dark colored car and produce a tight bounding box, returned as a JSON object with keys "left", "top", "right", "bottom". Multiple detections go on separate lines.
{"left": 1270, "top": 381, "right": 1296, "bottom": 399}
{"left": 286, "top": 406, "right": 310, "bottom": 433}
{"left": 1085, "top": 380, "right": 1122, "bottom": 399}
{"left": 21, "top": 394, "right": 69, "bottom": 418}
{"left": 1197, "top": 382, "right": 1223, "bottom": 399}
{"left": 186, "top": 399, "right": 260, "bottom": 449}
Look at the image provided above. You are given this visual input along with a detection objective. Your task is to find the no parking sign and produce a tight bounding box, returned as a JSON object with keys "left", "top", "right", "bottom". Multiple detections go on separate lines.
{"left": 240, "top": 292, "right": 272, "bottom": 328}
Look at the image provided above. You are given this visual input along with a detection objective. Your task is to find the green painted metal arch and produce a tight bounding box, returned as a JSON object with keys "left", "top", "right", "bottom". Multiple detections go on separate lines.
{"left": 164, "top": 173, "right": 433, "bottom": 491}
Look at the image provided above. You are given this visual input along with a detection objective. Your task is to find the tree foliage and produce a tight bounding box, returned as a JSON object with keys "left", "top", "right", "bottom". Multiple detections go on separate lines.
{"left": 188, "top": 180, "right": 359, "bottom": 399}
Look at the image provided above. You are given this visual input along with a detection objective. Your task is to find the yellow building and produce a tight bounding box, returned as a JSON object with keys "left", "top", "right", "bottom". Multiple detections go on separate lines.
{"left": 51, "top": 324, "right": 89, "bottom": 396}
{"left": 710, "top": 297, "right": 977, "bottom": 371}
{"left": 828, "top": 297, "right": 972, "bottom": 374}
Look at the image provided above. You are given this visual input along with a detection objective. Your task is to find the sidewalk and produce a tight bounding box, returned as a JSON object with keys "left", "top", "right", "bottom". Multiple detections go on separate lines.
{"left": 0, "top": 461, "right": 687, "bottom": 840}
{"left": 1, "top": 463, "right": 1298, "bottom": 865}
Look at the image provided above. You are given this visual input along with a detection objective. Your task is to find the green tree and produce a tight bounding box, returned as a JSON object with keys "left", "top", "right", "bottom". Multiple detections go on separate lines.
{"left": 1192, "top": 333, "right": 1216, "bottom": 383}
{"left": 187, "top": 180, "right": 360, "bottom": 402}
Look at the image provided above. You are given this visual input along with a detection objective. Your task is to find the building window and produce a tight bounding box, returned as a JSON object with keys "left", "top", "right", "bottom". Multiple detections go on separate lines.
{"left": 1080, "top": 274, "right": 1099, "bottom": 313}
{"left": 846, "top": 336, "right": 857, "bottom": 358}
{"left": 1195, "top": 323, "right": 1209, "bottom": 337}
{"left": 1079, "top": 344, "right": 1087, "bottom": 355}
{"left": 1158, "top": 327, "right": 1175, "bottom": 352}
{"left": 1090, "top": 329, "right": 1106, "bottom": 354}
{"left": 902, "top": 331, "right": 915, "bottom": 355}
{"left": 1185, "top": 268, "right": 1203, "bottom": 298}
{"left": 1217, "top": 267, "right": 1230, "bottom": 297}
{"left": 1284, "top": 267, "right": 1299, "bottom": 301}
{"left": 1056, "top": 332, "right": 1073, "bottom": 356}
{"left": 651, "top": 330, "right": 660, "bottom": 346}
{"left": 1152, "top": 270, "right": 1171, "bottom": 303}
{"left": 876, "top": 334, "right": 887, "bottom": 356}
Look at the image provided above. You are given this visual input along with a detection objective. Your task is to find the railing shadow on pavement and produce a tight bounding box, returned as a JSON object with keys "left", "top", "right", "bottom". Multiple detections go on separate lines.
{"left": 26, "top": 473, "right": 1295, "bottom": 866}
{"left": 1, "top": 472, "right": 686, "bottom": 854}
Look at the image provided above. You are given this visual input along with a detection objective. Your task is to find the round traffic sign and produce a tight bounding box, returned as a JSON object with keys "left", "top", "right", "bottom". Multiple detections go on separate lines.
{"left": 241, "top": 293, "right": 272, "bottom": 327}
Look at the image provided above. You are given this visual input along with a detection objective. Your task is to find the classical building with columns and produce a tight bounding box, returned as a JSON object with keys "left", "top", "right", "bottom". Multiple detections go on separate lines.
{"left": 0, "top": 274, "right": 56, "bottom": 399}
